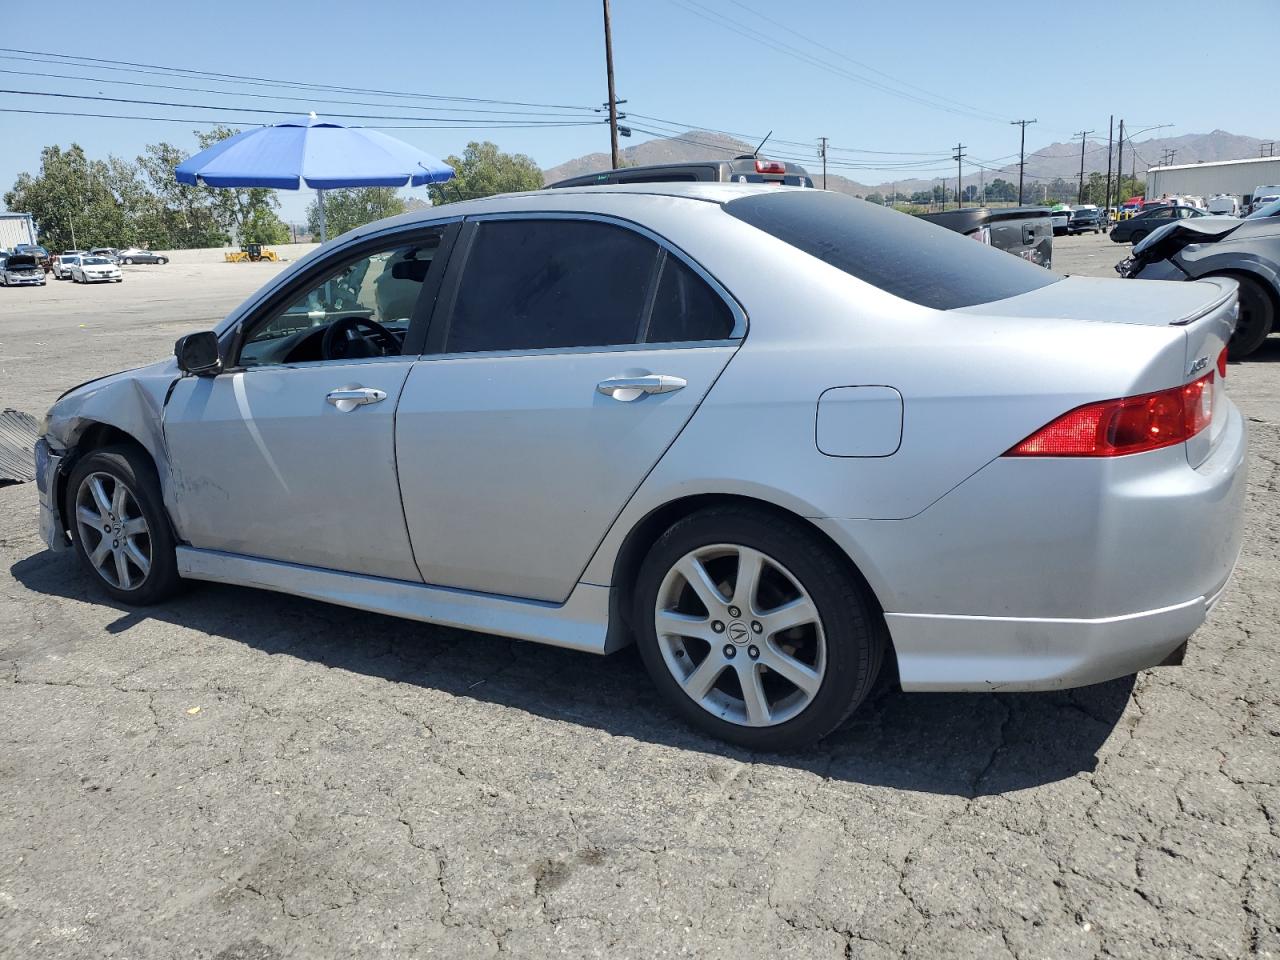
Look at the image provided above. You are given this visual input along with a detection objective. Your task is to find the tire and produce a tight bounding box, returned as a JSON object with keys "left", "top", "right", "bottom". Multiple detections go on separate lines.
{"left": 1130, "top": 230, "right": 1148, "bottom": 244}
{"left": 123, "top": 258, "right": 133, "bottom": 265}
{"left": 158, "top": 257, "right": 168, "bottom": 265}
{"left": 1220, "top": 275, "right": 1275, "bottom": 360}
{"left": 632, "top": 506, "right": 884, "bottom": 751}
{"left": 65, "top": 445, "right": 182, "bottom": 605}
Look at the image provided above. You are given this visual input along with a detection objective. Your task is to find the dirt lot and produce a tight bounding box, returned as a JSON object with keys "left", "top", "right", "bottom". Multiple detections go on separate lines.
{"left": 1, "top": 234, "right": 1278, "bottom": 960}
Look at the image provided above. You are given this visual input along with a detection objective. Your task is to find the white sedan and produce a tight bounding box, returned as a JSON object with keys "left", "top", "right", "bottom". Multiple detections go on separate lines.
{"left": 69, "top": 256, "right": 123, "bottom": 283}
{"left": 36, "top": 184, "right": 1247, "bottom": 750}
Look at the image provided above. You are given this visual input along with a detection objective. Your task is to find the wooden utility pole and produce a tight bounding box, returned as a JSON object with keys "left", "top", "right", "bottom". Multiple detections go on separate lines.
{"left": 602, "top": 0, "right": 620, "bottom": 169}
{"left": 1104, "top": 115, "right": 1114, "bottom": 214}
{"left": 1010, "top": 119, "right": 1036, "bottom": 205}
{"left": 1117, "top": 119, "right": 1125, "bottom": 202}
{"left": 1075, "top": 129, "right": 1094, "bottom": 203}
{"left": 819, "top": 136, "right": 828, "bottom": 189}
{"left": 952, "top": 143, "right": 965, "bottom": 208}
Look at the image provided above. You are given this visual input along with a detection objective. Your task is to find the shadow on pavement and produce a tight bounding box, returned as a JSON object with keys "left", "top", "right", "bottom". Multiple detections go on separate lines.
{"left": 1240, "top": 336, "right": 1280, "bottom": 364}
{"left": 11, "top": 548, "right": 1134, "bottom": 798}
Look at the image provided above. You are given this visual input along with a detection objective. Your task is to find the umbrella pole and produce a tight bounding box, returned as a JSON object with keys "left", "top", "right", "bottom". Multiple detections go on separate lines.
{"left": 317, "top": 188, "right": 327, "bottom": 243}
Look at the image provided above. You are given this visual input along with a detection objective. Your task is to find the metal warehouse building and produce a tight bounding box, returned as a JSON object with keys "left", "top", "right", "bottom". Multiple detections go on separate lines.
{"left": 0, "top": 212, "right": 37, "bottom": 250}
{"left": 1146, "top": 156, "right": 1280, "bottom": 205}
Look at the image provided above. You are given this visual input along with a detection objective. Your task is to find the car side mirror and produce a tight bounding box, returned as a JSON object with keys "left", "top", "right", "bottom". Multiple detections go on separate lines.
{"left": 175, "top": 331, "right": 223, "bottom": 376}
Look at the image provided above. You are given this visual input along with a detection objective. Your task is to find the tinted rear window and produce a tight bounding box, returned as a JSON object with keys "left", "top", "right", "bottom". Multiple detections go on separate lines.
{"left": 724, "top": 190, "right": 1060, "bottom": 309}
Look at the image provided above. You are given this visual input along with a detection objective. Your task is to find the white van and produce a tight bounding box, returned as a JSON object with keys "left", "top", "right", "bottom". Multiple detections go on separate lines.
{"left": 1207, "top": 195, "right": 1240, "bottom": 216}
{"left": 1250, "top": 185, "right": 1280, "bottom": 213}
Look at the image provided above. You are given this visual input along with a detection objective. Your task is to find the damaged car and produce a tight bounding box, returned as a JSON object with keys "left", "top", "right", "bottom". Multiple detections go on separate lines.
{"left": 36, "top": 184, "right": 1247, "bottom": 750}
{"left": 1, "top": 253, "right": 47, "bottom": 286}
{"left": 1116, "top": 204, "right": 1280, "bottom": 358}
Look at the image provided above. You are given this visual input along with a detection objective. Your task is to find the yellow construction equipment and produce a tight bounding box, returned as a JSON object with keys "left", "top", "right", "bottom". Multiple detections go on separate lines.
{"left": 224, "top": 243, "right": 280, "bottom": 263}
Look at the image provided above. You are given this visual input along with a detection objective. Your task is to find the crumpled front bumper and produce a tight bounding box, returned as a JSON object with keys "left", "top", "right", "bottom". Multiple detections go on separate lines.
{"left": 35, "top": 438, "right": 69, "bottom": 552}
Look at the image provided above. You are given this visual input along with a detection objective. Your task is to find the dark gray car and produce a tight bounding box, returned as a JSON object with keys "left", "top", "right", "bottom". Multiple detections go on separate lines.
{"left": 1116, "top": 214, "right": 1280, "bottom": 358}
{"left": 547, "top": 156, "right": 815, "bottom": 189}
{"left": 1110, "top": 205, "right": 1208, "bottom": 244}
{"left": 919, "top": 207, "right": 1053, "bottom": 269}
{"left": 115, "top": 247, "right": 170, "bottom": 265}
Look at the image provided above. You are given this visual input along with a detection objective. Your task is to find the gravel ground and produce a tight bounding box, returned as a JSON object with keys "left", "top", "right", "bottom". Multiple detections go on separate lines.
{"left": 1, "top": 235, "right": 1278, "bottom": 960}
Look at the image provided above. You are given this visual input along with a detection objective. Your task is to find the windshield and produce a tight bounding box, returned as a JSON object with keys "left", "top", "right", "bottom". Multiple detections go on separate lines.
{"left": 1247, "top": 198, "right": 1280, "bottom": 219}
{"left": 83, "top": 257, "right": 110, "bottom": 265}
{"left": 724, "top": 190, "right": 1061, "bottom": 310}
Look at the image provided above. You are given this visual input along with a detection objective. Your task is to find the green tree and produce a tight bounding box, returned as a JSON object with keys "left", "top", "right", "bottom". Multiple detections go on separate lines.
{"left": 4, "top": 144, "right": 137, "bottom": 250}
{"left": 136, "top": 141, "right": 229, "bottom": 249}
{"left": 427, "top": 141, "right": 543, "bottom": 205}
{"left": 193, "top": 126, "right": 284, "bottom": 242}
{"left": 865, "top": 192, "right": 885, "bottom": 205}
{"left": 306, "top": 187, "right": 407, "bottom": 238}
{"left": 242, "top": 206, "right": 292, "bottom": 244}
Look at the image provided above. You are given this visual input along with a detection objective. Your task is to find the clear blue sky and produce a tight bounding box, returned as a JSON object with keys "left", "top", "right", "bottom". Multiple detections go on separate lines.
{"left": 3, "top": 0, "right": 1276, "bottom": 222}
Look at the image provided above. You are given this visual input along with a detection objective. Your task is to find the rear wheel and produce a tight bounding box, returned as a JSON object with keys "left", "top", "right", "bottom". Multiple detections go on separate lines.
{"left": 1221, "top": 275, "right": 1275, "bottom": 360}
{"left": 65, "top": 445, "right": 182, "bottom": 605}
{"left": 633, "top": 507, "right": 883, "bottom": 751}
{"left": 1130, "top": 229, "right": 1148, "bottom": 244}
{"left": 123, "top": 257, "right": 133, "bottom": 265}
{"left": 158, "top": 257, "right": 168, "bottom": 264}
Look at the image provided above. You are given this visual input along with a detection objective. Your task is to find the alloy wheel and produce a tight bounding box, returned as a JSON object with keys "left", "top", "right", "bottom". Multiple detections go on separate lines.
{"left": 74, "top": 472, "right": 152, "bottom": 591}
{"left": 654, "top": 543, "right": 826, "bottom": 727}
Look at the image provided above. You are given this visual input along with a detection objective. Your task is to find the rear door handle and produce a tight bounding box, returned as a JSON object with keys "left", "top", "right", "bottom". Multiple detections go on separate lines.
{"left": 326, "top": 387, "right": 387, "bottom": 411}
{"left": 596, "top": 374, "right": 687, "bottom": 401}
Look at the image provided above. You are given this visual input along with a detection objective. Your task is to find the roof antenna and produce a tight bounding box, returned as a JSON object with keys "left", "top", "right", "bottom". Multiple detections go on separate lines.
{"left": 752, "top": 130, "right": 773, "bottom": 158}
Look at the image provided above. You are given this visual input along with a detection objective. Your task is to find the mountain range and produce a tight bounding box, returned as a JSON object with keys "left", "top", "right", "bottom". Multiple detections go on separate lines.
{"left": 542, "top": 129, "right": 1279, "bottom": 198}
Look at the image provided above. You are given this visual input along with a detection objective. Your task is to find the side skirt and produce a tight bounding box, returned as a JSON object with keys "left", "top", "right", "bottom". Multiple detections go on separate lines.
{"left": 176, "top": 547, "right": 612, "bottom": 654}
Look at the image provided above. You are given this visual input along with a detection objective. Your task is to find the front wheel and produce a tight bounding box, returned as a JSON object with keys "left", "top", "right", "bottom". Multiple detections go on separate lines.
{"left": 65, "top": 445, "right": 182, "bottom": 604}
{"left": 633, "top": 507, "right": 884, "bottom": 751}
{"left": 157, "top": 257, "right": 168, "bottom": 265}
{"left": 1130, "top": 230, "right": 1148, "bottom": 244}
{"left": 123, "top": 258, "right": 133, "bottom": 265}
{"left": 1222, "top": 275, "right": 1275, "bottom": 360}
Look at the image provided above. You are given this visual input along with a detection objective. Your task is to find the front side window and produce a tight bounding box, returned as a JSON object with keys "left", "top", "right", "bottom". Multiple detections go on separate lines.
{"left": 445, "top": 219, "right": 658, "bottom": 353}
{"left": 240, "top": 234, "right": 442, "bottom": 367}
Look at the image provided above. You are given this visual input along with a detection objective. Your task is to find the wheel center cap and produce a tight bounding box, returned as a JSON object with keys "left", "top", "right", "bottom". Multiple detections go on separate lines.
{"left": 726, "top": 620, "right": 750, "bottom": 645}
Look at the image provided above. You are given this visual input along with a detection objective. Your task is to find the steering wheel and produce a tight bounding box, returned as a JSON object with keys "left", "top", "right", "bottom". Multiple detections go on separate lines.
{"left": 320, "top": 315, "right": 398, "bottom": 361}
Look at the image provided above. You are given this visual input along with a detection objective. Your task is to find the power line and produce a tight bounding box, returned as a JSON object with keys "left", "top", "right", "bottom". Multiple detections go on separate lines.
{"left": 0, "top": 66, "right": 597, "bottom": 119}
{"left": 663, "top": 0, "right": 1011, "bottom": 124}
{"left": 722, "top": 0, "right": 1009, "bottom": 123}
{"left": 0, "top": 104, "right": 605, "bottom": 130}
{"left": 0, "top": 47, "right": 601, "bottom": 112}
{"left": 0, "top": 87, "right": 606, "bottom": 125}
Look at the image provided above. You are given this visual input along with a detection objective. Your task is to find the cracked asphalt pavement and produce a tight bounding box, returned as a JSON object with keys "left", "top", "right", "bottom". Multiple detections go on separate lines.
{"left": 1, "top": 236, "right": 1278, "bottom": 959}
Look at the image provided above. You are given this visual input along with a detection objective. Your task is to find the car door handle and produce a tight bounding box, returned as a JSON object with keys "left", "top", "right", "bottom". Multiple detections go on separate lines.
{"left": 326, "top": 387, "right": 387, "bottom": 409}
{"left": 596, "top": 375, "right": 687, "bottom": 401}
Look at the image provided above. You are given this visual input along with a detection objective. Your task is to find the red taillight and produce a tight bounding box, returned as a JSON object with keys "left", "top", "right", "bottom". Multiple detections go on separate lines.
{"left": 1217, "top": 347, "right": 1228, "bottom": 378}
{"left": 1006, "top": 373, "right": 1214, "bottom": 457}
{"left": 755, "top": 159, "right": 787, "bottom": 175}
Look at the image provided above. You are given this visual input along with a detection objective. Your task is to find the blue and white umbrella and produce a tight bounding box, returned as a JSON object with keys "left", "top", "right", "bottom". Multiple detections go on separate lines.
{"left": 175, "top": 113, "right": 455, "bottom": 241}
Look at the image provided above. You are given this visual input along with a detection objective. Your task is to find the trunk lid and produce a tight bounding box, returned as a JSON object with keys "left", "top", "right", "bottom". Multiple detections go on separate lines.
{"left": 956, "top": 275, "right": 1237, "bottom": 467}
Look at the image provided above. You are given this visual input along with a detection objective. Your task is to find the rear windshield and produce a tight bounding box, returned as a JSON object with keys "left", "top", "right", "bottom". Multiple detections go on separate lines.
{"left": 723, "top": 190, "right": 1061, "bottom": 309}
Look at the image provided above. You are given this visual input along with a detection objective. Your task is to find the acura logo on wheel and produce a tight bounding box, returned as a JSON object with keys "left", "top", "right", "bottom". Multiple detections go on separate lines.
{"left": 727, "top": 621, "right": 749, "bottom": 644}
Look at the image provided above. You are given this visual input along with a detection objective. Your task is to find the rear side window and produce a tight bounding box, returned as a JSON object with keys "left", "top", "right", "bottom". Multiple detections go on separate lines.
{"left": 446, "top": 219, "right": 656, "bottom": 353}
{"left": 724, "top": 190, "right": 1061, "bottom": 309}
{"left": 644, "top": 254, "right": 735, "bottom": 343}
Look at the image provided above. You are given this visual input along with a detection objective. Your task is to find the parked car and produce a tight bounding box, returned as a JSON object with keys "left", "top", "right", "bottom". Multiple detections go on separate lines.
{"left": 1207, "top": 195, "right": 1241, "bottom": 217}
{"left": 547, "top": 156, "right": 815, "bottom": 189}
{"left": 69, "top": 255, "right": 122, "bottom": 283}
{"left": 88, "top": 247, "right": 121, "bottom": 264}
{"left": 1249, "top": 185, "right": 1280, "bottom": 213}
{"left": 1110, "top": 205, "right": 1208, "bottom": 244}
{"left": 1068, "top": 207, "right": 1106, "bottom": 234}
{"left": 918, "top": 206, "right": 1053, "bottom": 268}
{"left": 1, "top": 252, "right": 47, "bottom": 286}
{"left": 51, "top": 255, "right": 79, "bottom": 280}
{"left": 14, "top": 243, "right": 53, "bottom": 272}
{"left": 115, "top": 247, "right": 169, "bottom": 265}
{"left": 1117, "top": 209, "right": 1280, "bottom": 358}
{"left": 1049, "top": 206, "right": 1072, "bottom": 235}
{"left": 36, "top": 184, "right": 1246, "bottom": 750}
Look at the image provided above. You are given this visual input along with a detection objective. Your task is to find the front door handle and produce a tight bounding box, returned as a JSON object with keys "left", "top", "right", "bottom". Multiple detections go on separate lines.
{"left": 596, "top": 374, "right": 687, "bottom": 402}
{"left": 326, "top": 387, "right": 387, "bottom": 411}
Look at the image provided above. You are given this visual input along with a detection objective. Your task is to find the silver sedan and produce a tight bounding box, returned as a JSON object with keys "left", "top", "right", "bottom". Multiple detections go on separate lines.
{"left": 35, "top": 184, "right": 1248, "bottom": 750}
